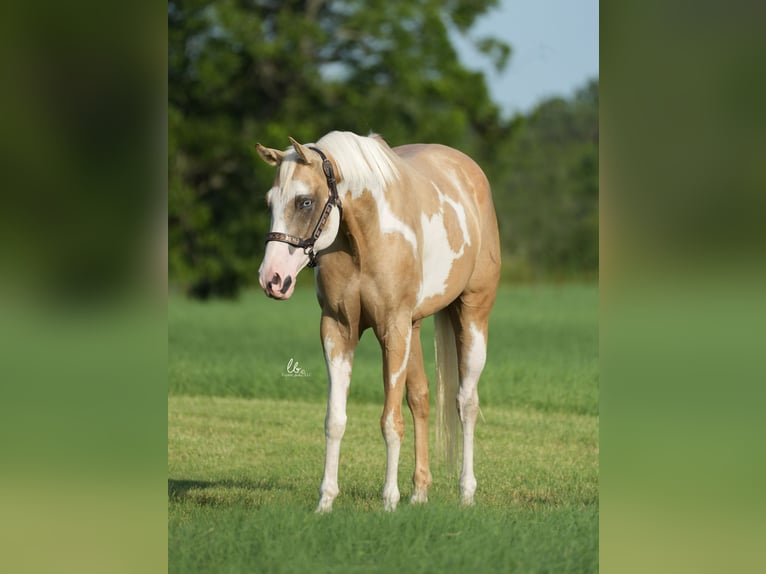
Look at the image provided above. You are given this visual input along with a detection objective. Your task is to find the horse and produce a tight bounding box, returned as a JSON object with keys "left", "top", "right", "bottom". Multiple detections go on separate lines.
{"left": 255, "top": 131, "right": 500, "bottom": 512}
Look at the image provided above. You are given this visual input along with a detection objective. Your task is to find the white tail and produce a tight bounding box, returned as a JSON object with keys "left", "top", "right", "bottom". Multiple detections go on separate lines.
{"left": 434, "top": 309, "right": 459, "bottom": 472}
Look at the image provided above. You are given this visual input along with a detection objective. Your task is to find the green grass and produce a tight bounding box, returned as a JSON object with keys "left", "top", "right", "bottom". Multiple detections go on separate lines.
{"left": 169, "top": 284, "right": 599, "bottom": 572}
{"left": 169, "top": 284, "right": 598, "bottom": 414}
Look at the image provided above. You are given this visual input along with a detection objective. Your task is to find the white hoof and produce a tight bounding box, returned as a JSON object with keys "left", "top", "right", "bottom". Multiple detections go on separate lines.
{"left": 459, "top": 475, "right": 477, "bottom": 507}
{"left": 410, "top": 487, "right": 428, "bottom": 505}
{"left": 315, "top": 495, "right": 335, "bottom": 513}
{"left": 382, "top": 487, "right": 400, "bottom": 512}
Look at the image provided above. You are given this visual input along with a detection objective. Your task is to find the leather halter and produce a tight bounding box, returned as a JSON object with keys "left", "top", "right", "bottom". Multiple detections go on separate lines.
{"left": 264, "top": 146, "right": 342, "bottom": 268}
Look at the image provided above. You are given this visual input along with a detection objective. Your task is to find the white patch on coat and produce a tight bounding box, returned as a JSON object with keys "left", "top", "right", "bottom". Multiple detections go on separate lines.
{"left": 382, "top": 410, "right": 401, "bottom": 511}
{"left": 376, "top": 194, "right": 418, "bottom": 254}
{"left": 464, "top": 323, "right": 487, "bottom": 380}
{"left": 261, "top": 176, "right": 315, "bottom": 294}
{"left": 383, "top": 410, "right": 399, "bottom": 442}
{"left": 418, "top": 211, "right": 453, "bottom": 302}
{"left": 388, "top": 324, "right": 412, "bottom": 388}
{"left": 323, "top": 336, "right": 353, "bottom": 389}
{"left": 416, "top": 184, "right": 472, "bottom": 305}
{"left": 457, "top": 322, "right": 485, "bottom": 506}
{"left": 317, "top": 334, "right": 353, "bottom": 512}
{"left": 269, "top": 178, "right": 311, "bottom": 234}
{"left": 436, "top": 184, "right": 472, "bottom": 248}
{"left": 446, "top": 169, "right": 481, "bottom": 230}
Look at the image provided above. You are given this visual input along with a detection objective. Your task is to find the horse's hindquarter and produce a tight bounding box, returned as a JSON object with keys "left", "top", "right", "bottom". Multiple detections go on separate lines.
{"left": 394, "top": 144, "right": 499, "bottom": 319}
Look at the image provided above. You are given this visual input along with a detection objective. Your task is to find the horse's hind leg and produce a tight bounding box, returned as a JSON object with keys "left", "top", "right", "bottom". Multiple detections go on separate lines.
{"left": 406, "top": 320, "right": 432, "bottom": 504}
{"left": 449, "top": 291, "right": 495, "bottom": 506}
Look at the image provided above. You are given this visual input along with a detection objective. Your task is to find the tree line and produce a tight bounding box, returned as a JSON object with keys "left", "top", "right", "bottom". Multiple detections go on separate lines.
{"left": 169, "top": 0, "right": 597, "bottom": 298}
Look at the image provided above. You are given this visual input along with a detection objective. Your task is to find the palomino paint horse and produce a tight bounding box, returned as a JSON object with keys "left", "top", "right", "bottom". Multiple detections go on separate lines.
{"left": 256, "top": 131, "right": 500, "bottom": 512}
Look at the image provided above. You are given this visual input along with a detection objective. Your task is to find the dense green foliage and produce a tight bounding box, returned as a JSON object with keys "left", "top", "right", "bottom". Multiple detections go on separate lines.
{"left": 494, "top": 82, "right": 599, "bottom": 280}
{"left": 169, "top": 0, "right": 598, "bottom": 297}
{"left": 168, "top": 285, "right": 599, "bottom": 571}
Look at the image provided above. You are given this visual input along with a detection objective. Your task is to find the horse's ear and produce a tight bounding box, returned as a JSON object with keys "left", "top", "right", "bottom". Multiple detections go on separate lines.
{"left": 288, "top": 136, "right": 313, "bottom": 164}
{"left": 255, "top": 143, "right": 285, "bottom": 166}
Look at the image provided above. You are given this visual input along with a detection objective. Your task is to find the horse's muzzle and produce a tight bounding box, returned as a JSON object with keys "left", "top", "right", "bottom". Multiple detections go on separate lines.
{"left": 261, "top": 271, "right": 294, "bottom": 300}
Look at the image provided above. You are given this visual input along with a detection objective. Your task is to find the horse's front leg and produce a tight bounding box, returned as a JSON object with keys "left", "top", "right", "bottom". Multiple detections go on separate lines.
{"left": 316, "top": 316, "right": 356, "bottom": 513}
{"left": 377, "top": 314, "right": 412, "bottom": 511}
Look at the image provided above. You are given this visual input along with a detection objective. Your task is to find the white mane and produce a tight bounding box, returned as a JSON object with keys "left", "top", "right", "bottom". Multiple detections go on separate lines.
{"left": 316, "top": 131, "right": 400, "bottom": 197}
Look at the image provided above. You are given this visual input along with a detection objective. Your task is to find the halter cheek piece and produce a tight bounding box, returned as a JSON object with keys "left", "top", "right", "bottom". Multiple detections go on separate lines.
{"left": 264, "top": 146, "right": 342, "bottom": 268}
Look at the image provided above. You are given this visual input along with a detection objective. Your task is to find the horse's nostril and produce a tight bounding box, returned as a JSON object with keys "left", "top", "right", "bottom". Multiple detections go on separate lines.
{"left": 271, "top": 273, "right": 281, "bottom": 286}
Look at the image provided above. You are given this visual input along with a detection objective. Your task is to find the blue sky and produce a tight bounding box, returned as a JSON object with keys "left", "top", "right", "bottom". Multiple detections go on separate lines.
{"left": 452, "top": 0, "right": 599, "bottom": 117}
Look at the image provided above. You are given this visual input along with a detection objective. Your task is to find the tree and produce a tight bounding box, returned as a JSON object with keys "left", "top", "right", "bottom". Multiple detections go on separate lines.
{"left": 491, "top": 78, "right": 599, "bottom": 280}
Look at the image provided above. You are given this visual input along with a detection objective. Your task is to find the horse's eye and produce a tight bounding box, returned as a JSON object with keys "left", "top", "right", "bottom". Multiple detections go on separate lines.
{"left": 300, "top": 198, "right": 313, "bottom": 209}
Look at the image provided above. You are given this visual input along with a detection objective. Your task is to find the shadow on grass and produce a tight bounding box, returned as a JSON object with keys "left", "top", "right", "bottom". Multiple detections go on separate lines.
{"left": 168, "top": 477, "right": 393, "bottom": 511}
{"left": 168, "top": 477, "right": 297, "bottom": 506}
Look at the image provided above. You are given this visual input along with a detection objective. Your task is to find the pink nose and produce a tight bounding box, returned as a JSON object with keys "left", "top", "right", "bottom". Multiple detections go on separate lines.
{"left": 264, "top": 272, "right": 292, "bottom": 298}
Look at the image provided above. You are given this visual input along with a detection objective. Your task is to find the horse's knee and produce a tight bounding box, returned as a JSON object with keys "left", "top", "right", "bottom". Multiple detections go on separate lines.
{"left": 456, "top": 387, "right": 479, "bottom": 423}
{"left": 406, "top": 384, "right": 430, "bottom": 416}
{"left": 380, "top": 409, "right": 404, "bottom": 442}
{"left": 325, "top": 413, "right": 347, "bottom": 440}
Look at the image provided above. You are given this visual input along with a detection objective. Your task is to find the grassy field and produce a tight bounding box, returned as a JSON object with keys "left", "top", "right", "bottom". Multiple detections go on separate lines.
{"left": 169, "top": 284, "right": 599, "bottom": 572}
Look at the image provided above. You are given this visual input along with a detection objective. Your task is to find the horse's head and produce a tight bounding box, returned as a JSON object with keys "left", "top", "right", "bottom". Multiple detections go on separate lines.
{"left": 255, "top": 137, "right": 342, "bottom": 300}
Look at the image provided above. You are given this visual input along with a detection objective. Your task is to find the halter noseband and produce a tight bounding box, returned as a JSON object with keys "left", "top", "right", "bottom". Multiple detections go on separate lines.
{"left": 264, "top": 146, "right": 342, "bottom": 268}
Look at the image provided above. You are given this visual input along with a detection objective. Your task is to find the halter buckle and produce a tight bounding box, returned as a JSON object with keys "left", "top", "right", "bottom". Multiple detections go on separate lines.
{"left": 305, "top": 245, "right": 317, "bottom": 267}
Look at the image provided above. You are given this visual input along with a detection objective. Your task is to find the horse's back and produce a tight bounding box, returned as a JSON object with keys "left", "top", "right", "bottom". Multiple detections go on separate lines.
{"left": 394, "top": 142, "right": 498, "bottom": 248}
{"left": 394, "top": 143, "right": 494, "bottom": 217}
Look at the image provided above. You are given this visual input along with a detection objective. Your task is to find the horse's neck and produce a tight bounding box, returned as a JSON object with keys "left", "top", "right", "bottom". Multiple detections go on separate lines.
{"left": 316, "top": 189, "right": 389, "bottom": 279}
{"left": 314, "top": 214, "right": 362, "bottom": 316}
{"left": 331, "top": 202, "right": 368, "bottom": 269}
